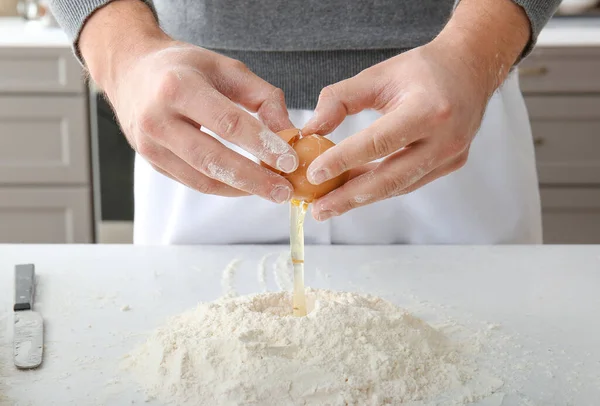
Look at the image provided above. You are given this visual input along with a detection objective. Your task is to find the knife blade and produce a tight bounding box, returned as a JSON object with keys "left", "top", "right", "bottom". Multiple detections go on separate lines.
{"left": 13, "top": 264, "right": 44, "bottom": 369}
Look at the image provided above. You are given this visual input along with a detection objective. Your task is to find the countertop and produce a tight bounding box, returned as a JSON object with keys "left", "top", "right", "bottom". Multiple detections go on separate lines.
{"left": 0, "top": 18, "right": 69, "bottom": 48}
{"left": 1, "top": 16, "right": 600, "bottom": 48}
{"left": 0, "top": 244, "right": 599, "bottom": 405}
{"left": 538, "top": 17, "right": 600, "bottom": 47}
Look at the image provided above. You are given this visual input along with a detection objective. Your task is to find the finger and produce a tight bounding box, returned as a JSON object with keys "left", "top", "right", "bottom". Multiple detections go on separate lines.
{"left": 390, "top": 153, "right": 467, "bottom": 195}
{"left": 301, "top": 70, "right": 388, "bottom": 136}
{"left": 150, "top": 163, "right": 246, "bottom": 196}
{"left": 313, "top": 150, "right": 469, "bottom": 221}
{"left": 162, "top": 69, "right": 298, "bottom": 173}
{"left": 312, "top": 142, "right": 441, "bottom": 220}
{"left": 145, "top": 119, "right": 294, "bottom": 204}
{"left": 306, "top": 104, "right": 430, "bottom": 185}
{"left": 212, "top": 61, "right": 295, "bottom": 132}
{"left": 346, "top": 162, "right": 380, "bottom": 180}
{"left": 138, "top": 139, "right": 249, "bottom": 197}
{"left": 255, "top": 89, "right": 296, "bottom": 133}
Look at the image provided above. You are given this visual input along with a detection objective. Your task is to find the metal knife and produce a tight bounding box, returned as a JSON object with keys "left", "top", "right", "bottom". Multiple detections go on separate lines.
{"left": 13, "top": 264, "right": 44, "bottom": 369}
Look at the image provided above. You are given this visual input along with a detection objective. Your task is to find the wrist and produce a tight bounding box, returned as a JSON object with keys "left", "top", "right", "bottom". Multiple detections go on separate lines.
{"left": 79, "top": 0, "right": 170, "bottom": 91}
{"left": 432, "top": 0, "right": 530, "bottom": 97}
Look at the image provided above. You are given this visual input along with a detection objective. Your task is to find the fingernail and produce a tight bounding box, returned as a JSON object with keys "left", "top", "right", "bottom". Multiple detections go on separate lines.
{"left": 316, "top": 210, "right": 334, "bottom": 222}
{"left": 276, "top": 154, "right": 298, "bottom": 173}
{"left": 271, "top": 185, "right": 291, "bottom": 203}
{"left": 308, "top": 169, "right": 329, "bottom": 185}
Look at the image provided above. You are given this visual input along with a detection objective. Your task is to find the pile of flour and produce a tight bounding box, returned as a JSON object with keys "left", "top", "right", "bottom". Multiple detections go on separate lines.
{"left": 123, "top": 289, "right": 501, "bottom": 405}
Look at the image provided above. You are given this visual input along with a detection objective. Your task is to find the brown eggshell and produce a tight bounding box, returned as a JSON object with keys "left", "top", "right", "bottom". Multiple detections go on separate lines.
{"left": 260, "top": 128, "right": 349, "bottom": 202}
{"left": 277, "top": 128, "right": 302, "bottom": 144}
{"left": 286, "top": 134, "right": 349, "bottom": 202}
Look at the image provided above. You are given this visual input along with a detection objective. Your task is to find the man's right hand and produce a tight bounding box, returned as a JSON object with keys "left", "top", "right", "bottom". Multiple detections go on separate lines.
{"left": 79, "top": 0, "right": 298, "bottom": 203}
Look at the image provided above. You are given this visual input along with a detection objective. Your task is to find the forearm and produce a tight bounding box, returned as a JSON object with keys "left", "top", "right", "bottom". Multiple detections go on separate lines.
{"left": 433, "top": 0, "right": 531, "bottom": 97}
{"left": 78, "top": 0, "right": 167, "bottom": 90}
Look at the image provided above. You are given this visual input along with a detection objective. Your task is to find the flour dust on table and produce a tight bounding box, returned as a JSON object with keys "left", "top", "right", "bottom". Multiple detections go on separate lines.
{"left": 123, "top": 288, "right": 502, "bottom": 405}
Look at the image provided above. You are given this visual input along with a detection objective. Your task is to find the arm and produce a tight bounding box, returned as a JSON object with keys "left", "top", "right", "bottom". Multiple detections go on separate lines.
{"left": 437, "top": 0, "right": 560, "bottom": 97}
{"left": 76, "top": 0, "right": 164, "bottom": 90}
{"left": 302, "top": 0, "right": 560, "bottom": 221}
{"left": 49, "top": 0, "right": 158, "bottom": 60}
{"left": 511, "top": 0, "right": 562, "bottom": 58}
{"left": 48, "top": 0, "right": 299, "bottom": 204}
{"left": 437, "top": 0, "right": 531, "bottom": 97}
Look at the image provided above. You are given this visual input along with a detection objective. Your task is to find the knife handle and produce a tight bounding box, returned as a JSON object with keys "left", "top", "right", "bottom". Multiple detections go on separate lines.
{"left": 14, "top": 264, "right": 35, "bottom": 311}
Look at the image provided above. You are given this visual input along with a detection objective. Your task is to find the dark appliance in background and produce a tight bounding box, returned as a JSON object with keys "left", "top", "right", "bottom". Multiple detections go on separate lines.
{"left": 96, "top": 93, "right": 135, "bottom": 223}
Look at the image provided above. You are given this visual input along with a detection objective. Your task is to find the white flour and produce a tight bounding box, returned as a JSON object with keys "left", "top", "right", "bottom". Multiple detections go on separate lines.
{"left": 257, "top": 253, "right": 277, "bottom": 292}
{"left": 273, "top": 251, "right": 293, "bottom": 291}
{"left": 123, "top": 289, "right": 501, "bottom": 406}
{"left": 221, "top": 259, "right": 242, "bottom": 298}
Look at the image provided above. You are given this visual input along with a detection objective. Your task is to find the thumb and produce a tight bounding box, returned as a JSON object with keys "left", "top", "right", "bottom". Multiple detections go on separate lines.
{"left": 302, "top": 72, "right": 384, "bottom": 135}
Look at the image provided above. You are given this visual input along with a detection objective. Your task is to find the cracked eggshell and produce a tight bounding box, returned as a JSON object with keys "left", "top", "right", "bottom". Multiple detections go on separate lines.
{"left": 261, "top": 128, "right": 349, "bottom": 203}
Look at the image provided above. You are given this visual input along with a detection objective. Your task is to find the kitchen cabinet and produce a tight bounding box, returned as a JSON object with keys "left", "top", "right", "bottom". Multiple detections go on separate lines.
{"left": 0, "top": 46, "right": 83, "bottom": 93}
{"left": 0, "top": 19, "right": 93, "bottom": 243}
{"left": 540, "top": 188, "right": 600, "bottom": 244}
{"left": 525, "top": 95, "right": 600, "bottom": 184}
{"left": 0, "top": 96, "right": 89, "bottom": 184}
{"left": 0, "top": 187, "right": 92, "bottom": 243}
{"left": 520, "top": 47, "right": 600, "bottom": 243}
{"left": 519, "top": 48, "right": 600, "bottom": 92}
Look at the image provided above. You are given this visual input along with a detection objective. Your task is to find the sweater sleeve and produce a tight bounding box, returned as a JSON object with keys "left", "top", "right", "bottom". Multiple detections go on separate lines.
{"left": 48, "top": 0, "right": 158, "bottom": 64}
{"left": 512, "top": 0, "right": 561, "bottom": 61}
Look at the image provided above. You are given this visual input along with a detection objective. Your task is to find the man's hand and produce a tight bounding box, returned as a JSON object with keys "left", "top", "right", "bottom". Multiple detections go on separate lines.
{"left": 80, "top": 0, "right": 298, "bottom": 203}
{"left": 302, "top": 0, "right": 531, "bottom": 221}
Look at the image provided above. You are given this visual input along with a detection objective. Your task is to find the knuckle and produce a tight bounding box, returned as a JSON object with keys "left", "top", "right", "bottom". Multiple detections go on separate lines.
{"left": 368, "top": 133, "right": 394, "bottom": 159}
{"left": 452, "top": 151, "right": 469, "bottom": 171}
{"left": 229, "top": 59, "right": 249, "bottom": 73}
{"left": 447, "top": 138, "right": 468, "bottom": 156}
{"left": 318, "top": 85, "right": 339, "bottom": 102}
{"left": 155, "top": 70, "right": 183, "bottom": 105}
{"left": 380, "top": 173, "right": 405, "bottom": 198}
{"left": 343, "top": 197, "right": 361, "bottom": 212}
{"left": 330, "top": 151, "right": 349, "bottom": 174}
{"left": 194, "top": 179, "right": 218, "bottom": 195}
{"left": 137, "top": 112, "right": 160, "bottom": 137}
{"left": 215, "top": 109, "right": 242, "bottom": 139}
{"left": 267, "top": 87, "right": 286, "bottom": 106}
{"left": 136, "top": 139, "right": 160, "bottom": 161}
{"left": 195, "top": 149, "right": 224, "bottom": 175}
{"left": 432, "top": 99, "right": 453, "bottom": 124}
{"left": 246, "top": 181, "right": 263, "bottom": 196}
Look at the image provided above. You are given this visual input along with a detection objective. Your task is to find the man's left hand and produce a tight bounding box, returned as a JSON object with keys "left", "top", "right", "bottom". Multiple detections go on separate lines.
{"left": 302, "top": 40, "right": 490, "bottom": 221}
{"left": 302, "top": 0, "right": 530, "bottom": 222}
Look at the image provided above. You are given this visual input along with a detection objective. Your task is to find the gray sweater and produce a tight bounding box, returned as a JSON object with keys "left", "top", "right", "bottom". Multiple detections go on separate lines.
{"left": 50, "top": 0, "right": 559, "bottom": 109}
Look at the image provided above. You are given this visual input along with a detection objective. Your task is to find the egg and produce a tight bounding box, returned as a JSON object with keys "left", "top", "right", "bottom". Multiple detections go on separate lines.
{"left": 262, "top": 128, "right": 349, "bottom": 203}
{"left": 276, "top": 128, "right": 302, "bottom": 145}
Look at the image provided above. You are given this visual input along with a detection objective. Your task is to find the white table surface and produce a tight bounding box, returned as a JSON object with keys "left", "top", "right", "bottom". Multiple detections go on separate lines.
{"left": 0, "top": 244, "right": 599, "bottom": 406}
{"left": 1, "top": 16, "right": 600, "bottom": 48}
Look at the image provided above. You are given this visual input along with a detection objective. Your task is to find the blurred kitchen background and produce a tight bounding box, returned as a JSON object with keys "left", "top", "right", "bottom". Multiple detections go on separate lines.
{"left": 0, "top": 0, "right": 599, "bottom": 244}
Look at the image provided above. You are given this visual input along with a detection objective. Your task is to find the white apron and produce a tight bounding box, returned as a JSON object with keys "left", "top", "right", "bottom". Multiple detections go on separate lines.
{"left": 132, "top": 71, "right": 543, "bottom": 244}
